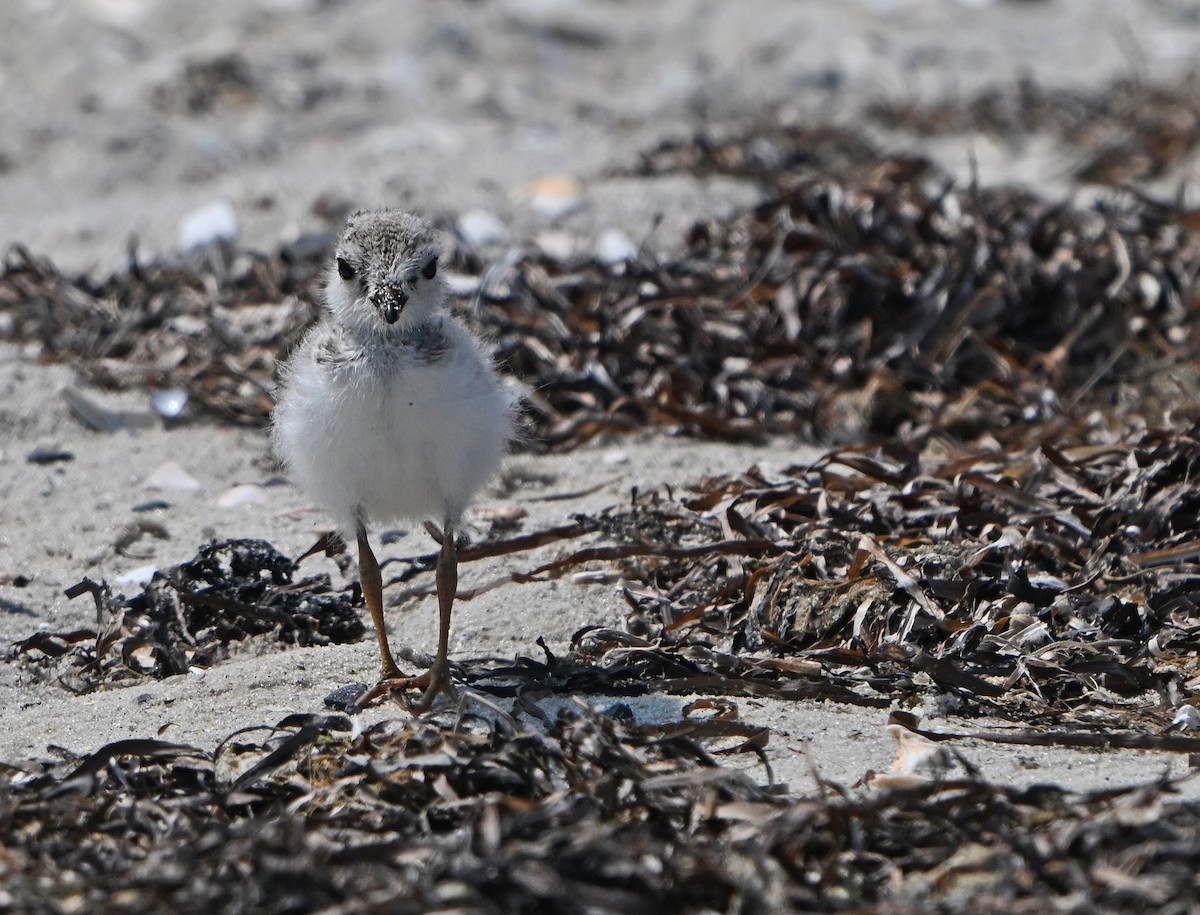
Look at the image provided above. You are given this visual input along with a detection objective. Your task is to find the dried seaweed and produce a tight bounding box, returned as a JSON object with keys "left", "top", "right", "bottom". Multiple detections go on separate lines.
{"left": 4, "top": 118, "right": 1198, "bottom": 449}
{"left": 16, "top": 539, "right": 362, "bottom": 690}
{"left": 21, "top": 420, "right": 1200, "bottom": 727}
{"left": 527, "top": 423, "right": 1200, "bottom": 729}
{"left": 7, "top": 102, "right": 1200, "bottom": 913}
{"left": 0, "top": 240, "right": 323, "bottom": 425}
{"left": 868, "top": 73, "right": 1200, "bottom": 185}
{"left": 4, "top": 708, "right": 1200, "bottom": 913}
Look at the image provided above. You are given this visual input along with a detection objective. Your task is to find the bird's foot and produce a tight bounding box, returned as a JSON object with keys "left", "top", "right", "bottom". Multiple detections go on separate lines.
{"left": 355, "top": 660, "right": 455, "bottom": 712}
{"left": 410, "top": 657, "right": 455, "bottom": 714}
{"left": 355, "top": 661, "right": 412, "bottom": 708}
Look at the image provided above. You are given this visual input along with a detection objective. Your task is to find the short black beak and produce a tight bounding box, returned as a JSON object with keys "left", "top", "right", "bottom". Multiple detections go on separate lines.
{"left": 371, "top": 286, "right": 408, "bottom": 324}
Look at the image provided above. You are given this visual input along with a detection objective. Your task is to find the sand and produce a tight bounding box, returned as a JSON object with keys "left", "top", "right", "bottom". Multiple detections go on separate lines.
{"left": 3, "top": 0, "right": 1200, "bottom": 794}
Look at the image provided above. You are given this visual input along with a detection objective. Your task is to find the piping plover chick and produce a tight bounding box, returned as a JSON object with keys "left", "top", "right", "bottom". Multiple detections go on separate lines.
{"left": 272, "top": 208, "right": 515, "bottom": 711}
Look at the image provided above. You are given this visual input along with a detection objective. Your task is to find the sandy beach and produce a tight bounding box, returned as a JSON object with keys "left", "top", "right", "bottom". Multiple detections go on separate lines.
{"left": 5, "top": 5, "right": 1200, "bottom": 903}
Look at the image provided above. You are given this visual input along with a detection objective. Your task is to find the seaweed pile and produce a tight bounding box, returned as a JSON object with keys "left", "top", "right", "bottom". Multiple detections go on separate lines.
{"left": 868, "top": 73, "right": 1200, "bottom": 185}
{"left": 6, "top": 80, "right": 1200, "bottom": 910}
{"left": 4, "top": 106, "right": 1198, "bottom": 449}
{"left": 5, "top": 708, "right": 1200, "bottom": 913}
{"left": 16, "top": 539, "right": 362, "bottom": 692}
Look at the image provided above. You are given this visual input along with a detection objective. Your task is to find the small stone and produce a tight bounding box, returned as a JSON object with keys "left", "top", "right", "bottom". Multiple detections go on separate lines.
{"left": 26, "top": 447, "right": 74, "bottom": 465}
{"left": 518, "top": 176, "right": 585, "bottom": 219}
{"left": 324, "top": 683, "right": 368, "bottom": 712}
{"left": 146, "top": 461, "right": 201, "bottom": 492}
{"left": 457, "top": 208, "right": 509, "bottom": 247}
{"left": 116, "top": 565, "right": 158, "bottom": 585}
{"left": 534, "top": 230, "right": 579, "bottom": 261}
{"left": 150, "top": 388, "right": 188, "bottom": 419}
{"left": 180, "top": 200, "right": 238, "bottom": 250}
{"left": 596, "top": 228, "right": 637, "bottom": 265}
{"left": 217, "top": 484, "right": 266, "bottom": 508}
{"left": 444, "top": 272, "right": 480, "bottom": 296}
{"left": 1172, "top": 705, "right": 1200, "bottom": 731}
{"left": 132, "top": 499, "right": 172, "bottom": 513}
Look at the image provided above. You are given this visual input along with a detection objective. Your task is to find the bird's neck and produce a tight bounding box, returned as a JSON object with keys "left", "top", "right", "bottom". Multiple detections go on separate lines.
{"left": 343, "top": 312, "right": 443, "bottom": 347}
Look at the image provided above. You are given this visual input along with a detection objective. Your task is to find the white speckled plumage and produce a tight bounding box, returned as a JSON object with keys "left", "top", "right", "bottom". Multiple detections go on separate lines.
{"left": 271, "top": 208, "right": 516, "bottom": 709}
{"left": 272, "top": 208, "right": 514, "bottom": 536}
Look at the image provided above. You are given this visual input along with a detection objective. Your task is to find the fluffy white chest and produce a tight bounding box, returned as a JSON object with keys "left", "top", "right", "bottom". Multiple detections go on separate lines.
{"left": 273, "top": 317, "right": 512, "bottom": 532}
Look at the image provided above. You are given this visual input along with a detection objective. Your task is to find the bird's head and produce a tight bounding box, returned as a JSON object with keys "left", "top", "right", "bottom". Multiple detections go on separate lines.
{"left": 326, "top": 209, "right": 445, "bottom": 333}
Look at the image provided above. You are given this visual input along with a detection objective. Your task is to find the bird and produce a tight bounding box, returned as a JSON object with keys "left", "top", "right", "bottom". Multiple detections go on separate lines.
{"left": 272, "top": 208, "right": 516, "bottom": 711}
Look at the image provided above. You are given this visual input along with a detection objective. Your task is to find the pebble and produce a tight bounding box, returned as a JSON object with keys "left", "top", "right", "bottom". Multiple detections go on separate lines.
{"left": 132, "top": 499, "right": 172, "bottom": 513}
{"left": 26, "top": 447, "right": 74, "bottom": 465}
{"left": 115, "top": 564, "right": 158, "bottom": 586}
{"left": 1171, "top": 705, "right": 1200, "bottom": 730}
{"left": 146, "top": 461, "right": 201, "bottom": 492}
{"left": 217, "top": 484, "right": 267, "bottom": 508}
{"left": 457, "top": 208, "right": 509, "bottom": 248}
{"left": 534, "top": 230, "right": 579, "bottom": 261}
{"left": 180, "top": 200, "right": 238, "bottom": 250}
{"left": 81, "top": 0, "right": 154, "bottom": 27}
{"left": 324, "top": 683, "right": 368, "bottom": 713}
{"left": 444, "top": 272, "right": 480, "bottom": 297}
{"left": 518, "top": 176, "right": 585, "bottom": 219}
{"left": 150, "top": 388, "right": 188, "bottom": 420}
{"left": 596, "top": 227, "right": 637, "bottom": 265}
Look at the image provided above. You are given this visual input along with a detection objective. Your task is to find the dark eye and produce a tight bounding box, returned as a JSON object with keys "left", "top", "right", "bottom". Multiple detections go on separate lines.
{"left": 337, "top": 257, "right": 356, "bottom": 281}
{"left": 421, "top": 257, "right": 438, "bottom": 281}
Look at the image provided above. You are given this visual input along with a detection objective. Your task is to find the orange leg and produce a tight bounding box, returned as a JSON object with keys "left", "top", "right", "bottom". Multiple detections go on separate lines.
{"left": 357, "top": 525, "right": 404, "bottom": 681}
{"left": 355, "top": 521, "right": 458, "bottom": 712}
{"left": 411, "top": 520, "right": 457, "bottom": 712}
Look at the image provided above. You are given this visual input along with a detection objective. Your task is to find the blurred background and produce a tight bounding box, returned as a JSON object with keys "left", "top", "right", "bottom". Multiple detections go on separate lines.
{"left": 4, "top": 0, "right": 1200, "bottom": 272}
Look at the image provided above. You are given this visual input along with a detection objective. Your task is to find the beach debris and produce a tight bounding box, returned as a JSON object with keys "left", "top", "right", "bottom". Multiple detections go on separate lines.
{"left": 532, "top": 229, "right": 578, "bottom": 261}
{"left": 323, "top": 682, "right": 367, "bottom": 712}
{"left": 18, "top": 539, "right": 364, "bottom": 692}
{"left": 110, "top": 521, "right": 169, "bottom": 567}
{"left": 145, "top": 460, "right": 201, "bottom": 492}
{"left": 61, "top": 386, "right": 151, "bottom": 432}
{"left": 179, "top": 200, "right": 239, "bottom": 250}
{"left": 115, "top": 564, "right": 158, "bottom": 586}
{"left": 216, "top": 483, "right": 267, "bottom": 508}
{"left": 6, "top": 111, "right": 1197, "bottom": 447}
{"left": 1170, "top": 704, "right": 1200, "bottom": 731}
{"left": 867, "top": 73, "right": 1200, "bottom": 185}
{"left": 867, "top": 711, "right": 976, "bottom": 788}
{"left": 25, "top": 447, "right": 74, "bottom": 465}
{"left": 456, "top": 207, "right": 509, "bottom": 248}
{"left": 517, "top": 175, "right": 585, "bottom": 219}
{"left": 5, "top": 81, "right": 1200, "bottom": 909}
{"left": 131, "top": 498, "right": 171, "bottom": 512}
{"left": 4, "top": 702, "right": 1200, "bottom": 912}
{"left": 595, "top": 227, "right": 637, "bottom": 265}
{"left": 149, "top": 387, "right": 188, "bottom": 419}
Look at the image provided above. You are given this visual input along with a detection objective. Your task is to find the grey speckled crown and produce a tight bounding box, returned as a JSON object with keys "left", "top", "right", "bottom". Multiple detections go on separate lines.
{"left": 341, "top": 209, "right": 439, "bottom": 260}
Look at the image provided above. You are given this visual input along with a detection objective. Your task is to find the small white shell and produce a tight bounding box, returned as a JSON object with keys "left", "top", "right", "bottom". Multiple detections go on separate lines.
{"left": 116, "top": 564, "right": 158, "bottom": 585}
{"left": 150, "top": 388, "right": 188, "bottom": 419}
{"left": 146, "top": 461, "right": 201, "bottom": 492}
{"left": 217, "top": 484, "right": 266, "bottom": 508}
